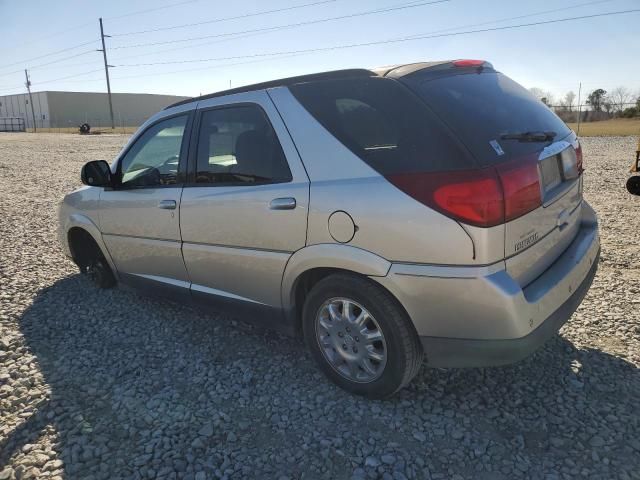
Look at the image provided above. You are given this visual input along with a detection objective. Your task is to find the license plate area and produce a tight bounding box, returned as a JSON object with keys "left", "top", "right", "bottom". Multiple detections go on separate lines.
{"left": 538, "top": 141, "right": 580, "bottom": 206}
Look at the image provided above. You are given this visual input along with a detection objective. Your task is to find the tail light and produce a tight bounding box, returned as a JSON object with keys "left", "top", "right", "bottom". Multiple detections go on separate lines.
{"left": 497, "top": 156, "right": 542, "bottom": 222}
{"left": 385, "top": 157, "right": 542, "bottom": 228}
{"left": 575, "top": 143, "right": 584, "bottom": 173}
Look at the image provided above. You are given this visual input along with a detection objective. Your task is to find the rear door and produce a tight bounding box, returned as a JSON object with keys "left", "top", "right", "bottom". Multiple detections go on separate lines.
{"left": 402, "top": 69, "right": 583, "bottom": 285}
{"left": 100, "top": 112, "right": 193, "bottom": 298}
{"left": 179, "top": 91, "right": 309, "bottom": 310}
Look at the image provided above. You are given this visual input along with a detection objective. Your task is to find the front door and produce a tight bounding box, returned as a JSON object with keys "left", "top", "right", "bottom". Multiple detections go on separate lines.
{"left": 179, "top": 92, "right": 309, "bottom": 311}
{"left": 99, "top": 112, "right": 192, "bottom": 298}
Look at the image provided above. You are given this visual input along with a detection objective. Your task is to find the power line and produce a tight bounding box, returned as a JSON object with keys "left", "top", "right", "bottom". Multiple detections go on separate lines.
{"left": 16, "top": 22, "right": 95, "bottom": 50}
{"left": 33, "top": 69, "right": 105, "bottom": 86}
{"left": 110, "top": 0, "right": 338, "bottom": 36}
{"left": 0, "top": 0, "right": 209, "bottom": 71}
{"left": 401, "top": 0, "right": 617, "bottom": 39}
{"left": 0, "top": 50, "right": 99, "bottom": 78}
{"left": 111, "top": 52, "right": 310, "bottom": 81}
{"left": 1, "top": 4, "right": 635, "bottom": 95}
{"left": 7, "top": 0, "right": 198, "bottom": 49}
{"left": 105, "top": 0, "right": 201, "bottom": 20}
{"left": 108, "top": 0, "right": 615, "bottom": 64}
{"left": 0, "top": 68, "right": 105, "bottom": 93}
{"left": 109, "top": 0, "right": 450, "bottom": 50}
{"left": 0, "top": 41, "right": 99, "bottom": 71}
{"left": 116, "top": 8, "right": 640, "bottom": 68}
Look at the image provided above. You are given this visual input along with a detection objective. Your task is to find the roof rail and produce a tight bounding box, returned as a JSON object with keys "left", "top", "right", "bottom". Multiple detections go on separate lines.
{"left": 165, "top": 68, "right": 376, "bottom": 109}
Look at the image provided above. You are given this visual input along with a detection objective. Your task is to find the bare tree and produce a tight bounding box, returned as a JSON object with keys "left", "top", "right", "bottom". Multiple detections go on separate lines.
{"left": 541, "top": 93, "right": 555, "bottom": 108}
{"left": 529, "top": 87, "right": 545, "bottom": 100}
{"left": 603, "top": 99, "right": 613, "bottom": 116}
{"left": 564, "top": 91, "right": 576, "bottom": 112}
{"left": 609, "top": 86, "right": 633, "bottom": 113}
{"left": 530, "top": 88, "right": 555, "bottom": 108}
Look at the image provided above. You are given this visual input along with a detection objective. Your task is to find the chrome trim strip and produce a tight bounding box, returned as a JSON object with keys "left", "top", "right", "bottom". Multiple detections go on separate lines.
{"left": 130, "top": 273, "right": 190, "bottom": 289}
{"left": 538, "top": 140, "right": 571, "bottom": 161}
{"left": 190, "top": 283, "right": 267, "bottom": 306}
{"left": 102, "top": 233, "right": 293, "bottom": 254}
{"left": 102, "top": 232, "right": 180, "bottom": 243}
{"left": 184, "top": 241, "right": 292, "bottom": 255}
{"left": 392, "top": 261, "right": 505, "bottom": 279}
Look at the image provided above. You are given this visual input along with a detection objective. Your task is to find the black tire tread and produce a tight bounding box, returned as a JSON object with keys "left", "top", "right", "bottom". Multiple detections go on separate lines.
{"left": 303, "top": 273, "right": 423, "bottom": 398}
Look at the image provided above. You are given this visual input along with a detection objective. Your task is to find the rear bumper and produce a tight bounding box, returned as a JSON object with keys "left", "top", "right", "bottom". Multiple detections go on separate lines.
{"left": 372, "top": 201, "right": 600, "bottom": 368}
{"left": 419, "top": 248, "right": 598, "bottom": 367}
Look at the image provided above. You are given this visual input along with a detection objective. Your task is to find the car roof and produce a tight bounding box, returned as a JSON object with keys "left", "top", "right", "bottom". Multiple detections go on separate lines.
{"left": 165, "top": 61, "right": 465, "bottom": 109}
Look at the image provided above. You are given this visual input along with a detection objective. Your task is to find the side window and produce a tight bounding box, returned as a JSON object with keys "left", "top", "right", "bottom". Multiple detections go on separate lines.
{"left": 119, "top": 115, "right": 188, "bottom": 188}
{"left": 289, "top": 77, "right": 474, "bottom": 174}
{"left": 195, "top": 105, "right": 292, "bottom": 185}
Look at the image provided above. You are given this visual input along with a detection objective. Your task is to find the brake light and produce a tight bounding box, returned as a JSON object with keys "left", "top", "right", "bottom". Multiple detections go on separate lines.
{"left": 496, "top": 156, "right": 542, "bottom": 222}
{"left": 575, "top": 143, "right": 584, "bottom": 173}
{"left": 453, "top": 59, "right": 485, "bottom": 67}
{"left": 385, "top": 157, "right": 542, "bottom": 228}
{"left": 385, "top": 168, "right": 504, "bottom": 227}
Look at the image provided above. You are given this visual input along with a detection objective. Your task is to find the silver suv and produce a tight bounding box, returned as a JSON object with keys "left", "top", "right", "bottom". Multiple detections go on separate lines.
{"left": 59, "top": 60, "right": 600, "bottom": 398}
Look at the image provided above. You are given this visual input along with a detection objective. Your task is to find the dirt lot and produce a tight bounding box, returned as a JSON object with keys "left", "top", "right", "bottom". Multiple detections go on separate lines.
{"left": 0, "top": 133, "right": 639, "bottom": 480}
{"left": 566, "top": 118, "right": 640, "bottom": 137}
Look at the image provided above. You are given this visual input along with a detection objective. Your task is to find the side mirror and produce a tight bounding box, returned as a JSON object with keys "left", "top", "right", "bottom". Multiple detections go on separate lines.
{"left": 627, "top": 176, "right": 640, "bottom": 196}
{"left": 81, "top": 160, "right": 112, "bottom": 187}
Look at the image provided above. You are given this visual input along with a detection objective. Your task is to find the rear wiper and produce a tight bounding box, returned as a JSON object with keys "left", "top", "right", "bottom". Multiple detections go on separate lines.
{"left": 500, "top": 131, "right": 556, "bottom": 142}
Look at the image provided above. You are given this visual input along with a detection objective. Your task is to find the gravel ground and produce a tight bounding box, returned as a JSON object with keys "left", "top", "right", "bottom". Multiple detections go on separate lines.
{"left": 0, "top": 133, "right": 639, "bottom": 480}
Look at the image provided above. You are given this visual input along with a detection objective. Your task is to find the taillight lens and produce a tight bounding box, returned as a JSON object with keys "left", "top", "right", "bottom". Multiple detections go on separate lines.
{"left": 497, "top": 156, "right": 542, "bottom": 222}
{"left": 385, "top": 157, "right": 542, "bottom": 228}
{"left": 575, "top": 143, "right": 584, "bottom": 173}
{"left": 385, "top": 168, "right": 504, "bottom": 227}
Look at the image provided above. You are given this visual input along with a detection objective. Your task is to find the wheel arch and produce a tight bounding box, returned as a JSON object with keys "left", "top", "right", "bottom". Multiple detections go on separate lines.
{"left": 282, "top": 244, "right": 394, "bottom": 333}
{"left": 65, "top": 214, "right": 118, "bottom": 279}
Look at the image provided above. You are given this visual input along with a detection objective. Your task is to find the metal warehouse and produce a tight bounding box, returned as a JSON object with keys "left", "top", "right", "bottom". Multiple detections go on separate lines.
{"left": 0, "top": 91, "right": 190, "bottom": 130}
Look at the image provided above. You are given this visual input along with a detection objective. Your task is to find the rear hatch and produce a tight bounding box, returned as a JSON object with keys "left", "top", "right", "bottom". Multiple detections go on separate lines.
{"left": 399, "top": 62, "right": 584, "bottom": 286}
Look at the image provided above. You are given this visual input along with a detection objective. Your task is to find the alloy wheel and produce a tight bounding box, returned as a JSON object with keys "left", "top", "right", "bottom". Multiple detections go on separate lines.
{"left": 315, "top": 297, "right": 387, "bottom": 383}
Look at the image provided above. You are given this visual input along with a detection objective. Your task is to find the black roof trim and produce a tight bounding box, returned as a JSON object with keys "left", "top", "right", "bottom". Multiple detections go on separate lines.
{"left": 165, "top": 68, "right": 377, "bottom": 109}
{"left": 164, "top": 61, "right": 494, "bottom": 109}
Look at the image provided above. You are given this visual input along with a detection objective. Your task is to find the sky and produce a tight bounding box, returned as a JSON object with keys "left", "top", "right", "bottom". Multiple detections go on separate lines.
{"left": 1, "top": 0, "right": 639, "bottom": 104}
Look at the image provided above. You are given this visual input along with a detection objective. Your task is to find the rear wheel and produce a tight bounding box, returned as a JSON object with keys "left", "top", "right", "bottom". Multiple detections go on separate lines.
{"left": 302, "top": 273, "right": 423, "bottom": 398}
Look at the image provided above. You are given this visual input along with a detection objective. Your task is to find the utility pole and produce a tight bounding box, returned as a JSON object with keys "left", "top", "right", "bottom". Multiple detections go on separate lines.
{"left": 24, "top": 69, "right": 37, "bottom": 132}
{"left": 576, "top": 82, "right": 582, "bottom": 136}
{"left": 98, "top": 18, "right": 115, "bottom": 130}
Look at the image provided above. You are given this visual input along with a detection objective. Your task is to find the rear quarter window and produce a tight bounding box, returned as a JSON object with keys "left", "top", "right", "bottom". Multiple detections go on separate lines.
{"left": 288, "top": 77, "right": 475, "bottom": 174}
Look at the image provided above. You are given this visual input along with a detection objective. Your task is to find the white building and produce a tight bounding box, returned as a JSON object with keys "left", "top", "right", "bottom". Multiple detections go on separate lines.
{"left": 0, "top": 91, "right": 190, "bottom": 129}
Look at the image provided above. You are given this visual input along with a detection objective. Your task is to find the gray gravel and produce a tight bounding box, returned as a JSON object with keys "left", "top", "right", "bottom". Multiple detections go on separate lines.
{"left": 1, "top": 132, "right": 639, "bottom": 480}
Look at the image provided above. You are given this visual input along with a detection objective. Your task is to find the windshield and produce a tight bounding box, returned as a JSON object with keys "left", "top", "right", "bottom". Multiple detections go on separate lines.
{"left": 402, "top": 71, "right": 571, "bottom": 165}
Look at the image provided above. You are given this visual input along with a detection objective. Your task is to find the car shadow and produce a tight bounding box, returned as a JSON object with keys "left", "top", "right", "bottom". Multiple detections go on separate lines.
{"left": 2, "top": 274, "right": 639, "bottom": 478}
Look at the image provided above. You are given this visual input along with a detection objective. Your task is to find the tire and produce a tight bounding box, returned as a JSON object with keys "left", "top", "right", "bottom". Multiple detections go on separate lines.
{"left": 80, "top": 249, "right": 116, "bottom": 289}
{"left": 626, "top": 175, "right": 640, "bottom": 195}
{"left": 302, "top": 273, "right": 423, "bottom": 399}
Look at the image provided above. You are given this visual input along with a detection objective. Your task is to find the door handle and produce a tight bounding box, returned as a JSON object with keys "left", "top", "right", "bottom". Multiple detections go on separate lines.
{"left": 158, "top": 200, "right": 177, "bottom": 210}
{"left": 269, "top": 197, "right": 296, "bottom": 210}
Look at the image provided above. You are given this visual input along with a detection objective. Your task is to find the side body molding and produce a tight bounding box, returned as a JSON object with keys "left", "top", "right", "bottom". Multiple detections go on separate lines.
{"left": 281, "top": 243, "right": 391, "bottom": 311}
{"left": 64, "top": 213, "right": 119, "bottom": 281}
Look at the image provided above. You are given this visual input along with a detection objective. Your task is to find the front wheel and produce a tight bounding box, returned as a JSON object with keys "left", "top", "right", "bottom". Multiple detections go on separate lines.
{"left": 302, "top": 273, "right": 423, "bottom": 399}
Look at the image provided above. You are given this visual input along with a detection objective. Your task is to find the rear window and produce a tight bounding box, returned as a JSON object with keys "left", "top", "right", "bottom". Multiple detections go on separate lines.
{"left": 288, "top": 77, "right": 475, "bottom": 174}
{"left": 402, "top": 71, "right": 571, "bottom": 165}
